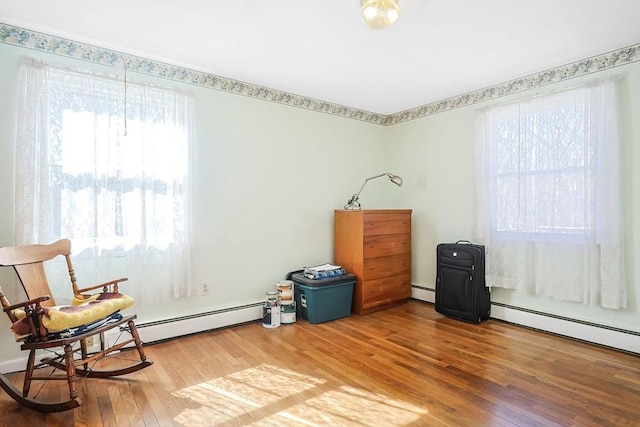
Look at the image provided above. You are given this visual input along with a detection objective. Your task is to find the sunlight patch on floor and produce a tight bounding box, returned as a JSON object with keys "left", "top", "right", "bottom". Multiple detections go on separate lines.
{"left": 171, "top": 364, "right": 427, "bottom": 426}
{"left": 269, "top": 385, "right": 428, "bottom": 427}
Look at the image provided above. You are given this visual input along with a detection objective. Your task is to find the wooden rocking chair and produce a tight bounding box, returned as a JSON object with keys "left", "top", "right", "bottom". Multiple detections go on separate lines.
{"left": 0, "top": 239, "right": 152, "bottom": 413}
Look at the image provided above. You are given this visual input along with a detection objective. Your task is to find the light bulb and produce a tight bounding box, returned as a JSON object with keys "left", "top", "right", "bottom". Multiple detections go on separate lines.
{"left": 360, "top": 0, "right": 400, "bottom": 30}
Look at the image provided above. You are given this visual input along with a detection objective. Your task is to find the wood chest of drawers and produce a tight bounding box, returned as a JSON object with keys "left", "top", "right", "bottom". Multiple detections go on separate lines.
{"left": 334, "top": 209, "right": 412, "bottom": 315}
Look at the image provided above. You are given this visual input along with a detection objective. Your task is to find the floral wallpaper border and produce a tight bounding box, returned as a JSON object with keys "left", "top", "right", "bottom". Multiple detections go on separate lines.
{"left": 388, "top": 43, "right": 640, "bottom": 126}
{"left": 1, "top": 23, "right": 638, "bottom": 126}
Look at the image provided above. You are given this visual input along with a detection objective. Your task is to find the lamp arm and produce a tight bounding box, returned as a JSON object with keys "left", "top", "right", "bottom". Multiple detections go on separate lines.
{"left": 354, "top": 173, "right": 391, "bottom": 200}
{"left": 344, "top": 172, "right": 400, "bottom": 210}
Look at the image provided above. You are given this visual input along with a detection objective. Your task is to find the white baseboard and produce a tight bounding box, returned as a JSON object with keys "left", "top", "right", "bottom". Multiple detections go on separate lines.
{"left": 411, "top": 286, "right": 435, "bottom": 303}
{"left": 1, "top": 303, "right": 263, "bottom": 374}
{"left": 411, "top": 285, "right": 640, "bottom": 354}
{"left": 1, "top": 354, "right": 29, "bottom": 374}
{"left": 4, "top": 292, "right": 637, "bottom": 374}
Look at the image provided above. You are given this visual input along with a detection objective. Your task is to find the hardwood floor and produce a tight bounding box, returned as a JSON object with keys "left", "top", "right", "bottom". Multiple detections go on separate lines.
{"left": 1, "top": 300, "right": 639, "bottom": 426}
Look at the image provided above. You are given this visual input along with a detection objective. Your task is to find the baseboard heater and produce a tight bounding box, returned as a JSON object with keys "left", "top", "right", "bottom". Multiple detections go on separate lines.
{"left": 108, "top": 302, "right": 264, "bottom": 346}
{"left": 0, "top": 302, "right": 264, "bottom": 374}
{"left": 2, "top": 292, "right": 637, "bottom": 373}
{"left": 411, "top": 284, "right": 640, "bottom": 354}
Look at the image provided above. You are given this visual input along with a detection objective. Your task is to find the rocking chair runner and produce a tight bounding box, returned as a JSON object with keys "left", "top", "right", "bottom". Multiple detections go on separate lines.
{"left": 0, "top": 239, "right": 153, "bottom": 413}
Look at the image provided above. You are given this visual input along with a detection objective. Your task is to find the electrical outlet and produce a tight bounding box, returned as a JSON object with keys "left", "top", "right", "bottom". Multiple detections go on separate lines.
{"left": 201, "top": 281, "right": 209, "bottom": 295}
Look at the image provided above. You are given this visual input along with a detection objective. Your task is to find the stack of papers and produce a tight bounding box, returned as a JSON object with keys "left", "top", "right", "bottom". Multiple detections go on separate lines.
{"left": 303, "top": 263, "right": 346, "bottom": 280}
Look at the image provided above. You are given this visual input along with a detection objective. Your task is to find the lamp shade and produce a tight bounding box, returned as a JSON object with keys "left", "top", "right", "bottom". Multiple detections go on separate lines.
{"left": 360, "top": 0, "right": 400, "bottom": 29}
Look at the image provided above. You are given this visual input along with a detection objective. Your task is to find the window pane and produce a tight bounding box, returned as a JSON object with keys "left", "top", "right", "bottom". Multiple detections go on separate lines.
{"left": 491, "top": 89, "right": 594, "bottom": 237}
{"left": 45, "top": 68, "right": 190, "bottom": 251}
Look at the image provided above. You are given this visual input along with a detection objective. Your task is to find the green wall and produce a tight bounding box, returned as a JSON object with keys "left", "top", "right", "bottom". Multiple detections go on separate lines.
{"left": 1, "top": 38, "right": 638, "bottom": 365}
{"left": 388, "top": 63, "right": 640, "bottom": 332}
{"left": 0, "top": 42, "right": 391, "bottom": 362}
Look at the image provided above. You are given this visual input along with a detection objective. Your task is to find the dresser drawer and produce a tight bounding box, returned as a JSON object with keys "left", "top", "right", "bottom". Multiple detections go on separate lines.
{"left": 363, "top": 216, "right": 411, "bottom": 236}
{"left": 364, "top": 233, "right": 411, "bottom": 258}
{"left": 361, "top": 273, "right": 412, "bottom": 311}
{"left": 363, "top": 253, "right": 411, "bottom": 280}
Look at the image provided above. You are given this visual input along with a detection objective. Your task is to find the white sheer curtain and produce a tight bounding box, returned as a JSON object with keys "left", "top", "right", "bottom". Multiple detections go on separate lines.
{"left": 15, "top": 57, "right": 195, "bottom": 305}
{"left": 474, "top": 79, "right": 626, "bottom": 309}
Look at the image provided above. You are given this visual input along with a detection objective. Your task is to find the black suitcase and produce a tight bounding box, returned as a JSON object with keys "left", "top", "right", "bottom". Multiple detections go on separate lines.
{"left": 435, "top": 240, "right": 490, "bottom": 323}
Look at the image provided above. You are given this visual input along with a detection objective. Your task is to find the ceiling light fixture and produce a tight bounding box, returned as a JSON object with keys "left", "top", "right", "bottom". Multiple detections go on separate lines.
{"left": 360, "top": 0, "right": 400, "bottom": 30}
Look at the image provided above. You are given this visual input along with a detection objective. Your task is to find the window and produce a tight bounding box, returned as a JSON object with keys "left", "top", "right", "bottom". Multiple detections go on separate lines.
{"left": 475, "top": 79, "right": 626, "bottom": 308}
{"left": 15, "top": 57, "right": 194, "bottom": 304}
{"left": 492, "top": 100, "right": 593, "bottom": 238}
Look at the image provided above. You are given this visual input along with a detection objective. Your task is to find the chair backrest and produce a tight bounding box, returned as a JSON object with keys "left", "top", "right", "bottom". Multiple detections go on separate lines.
{"left": 0, "top": 239, "right": 75, "bottom": 307}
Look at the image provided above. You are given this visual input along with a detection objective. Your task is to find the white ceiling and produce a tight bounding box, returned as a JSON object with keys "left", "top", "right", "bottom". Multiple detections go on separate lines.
{"left": 1, "top": 0, "right": 639, "bottom": 115}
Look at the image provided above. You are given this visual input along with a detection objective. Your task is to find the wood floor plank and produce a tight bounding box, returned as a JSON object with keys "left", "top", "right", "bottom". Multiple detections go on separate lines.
{"left": 74, "top": 377, "right": 104, "bottom": 427}
{"left": 1, "top": 300, "right": 639, "bottom": 426}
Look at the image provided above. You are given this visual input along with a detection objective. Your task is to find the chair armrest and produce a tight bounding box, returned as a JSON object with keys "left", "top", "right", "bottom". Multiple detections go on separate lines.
{"left": 76, "top": 278, "right": 128, "bottom": 294}
{"left": 2, "top": 295, "right": 51, "bottom": 313}
{"left": 4, "top": 296, "right": 50, "bottom": 339}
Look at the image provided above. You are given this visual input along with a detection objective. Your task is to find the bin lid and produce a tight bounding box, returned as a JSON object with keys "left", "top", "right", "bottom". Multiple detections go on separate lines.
{"left": 291, "top": 272, "right": 356, "bottom": 287}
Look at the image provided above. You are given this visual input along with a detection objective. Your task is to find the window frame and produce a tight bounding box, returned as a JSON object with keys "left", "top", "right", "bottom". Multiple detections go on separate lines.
{"left": 485, "top": 91, "right": 597, "bottom": 242}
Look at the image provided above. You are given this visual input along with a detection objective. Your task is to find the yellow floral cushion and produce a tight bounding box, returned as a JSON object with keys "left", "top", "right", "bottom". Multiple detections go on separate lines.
{"left": 11, "top": 293, "right": 135, "bottom": 335}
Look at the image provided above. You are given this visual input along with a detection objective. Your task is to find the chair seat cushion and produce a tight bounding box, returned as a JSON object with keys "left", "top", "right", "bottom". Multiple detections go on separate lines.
{"left": 11, "top": 292, "right": 135, "bottom": 335}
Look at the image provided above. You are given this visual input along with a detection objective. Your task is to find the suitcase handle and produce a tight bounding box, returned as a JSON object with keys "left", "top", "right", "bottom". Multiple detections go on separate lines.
{"left": 456, "top": 240, "right": 473, "bottom": 245}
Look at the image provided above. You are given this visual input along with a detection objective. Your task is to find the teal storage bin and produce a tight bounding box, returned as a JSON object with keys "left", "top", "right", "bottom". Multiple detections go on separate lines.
{"left": 291, "top": 273, "right": 355, "bottom": 324}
